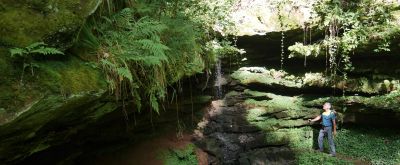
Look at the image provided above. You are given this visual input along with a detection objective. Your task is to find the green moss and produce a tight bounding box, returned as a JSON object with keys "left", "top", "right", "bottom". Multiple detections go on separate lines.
{"left": 231, "top": 67, "right": 301, "bottom": 88}
{"left": 251, "top": 118, "right": 308, "bottom": 131}
{"left": 245, "top": 91, "right": 321, "bottom": 135}
{"left": 295, "top": 150, "right": 352, "bottom": 165}
{"left": 244, "top": 92, "right": 313, "bottom": 114}
{"left": 305, "top": 91, "right": 400, "bottom": 112}
{"left": 160, "top": 144, "right": 198, "bottom": 165}
{"left": 245, "top": 99, "right": 271, "bottom": 107}
{"left": 0, "top": 52, "right": 106, "bottom": 125}
{"left": 264, "top": 128, "right": 314, "bottom": 149}
{"left": 365, "top": 91, "right": 400, "bottom": 111}
{"left": 243, "top": 89, "right": 271, "bottom": 97}
{"left": 246, "top": 107, "right": 270, "bottom": 121}
{"left": 0, "top": 0, "right": 100, "bottom": 48}
{"left": 232, "top": 67, "right": 397, "bottom": 94}
{"left": 60, "top": 64, "right": 105, "bottom": 94}
{"left": 37, "top": 57, "right": 106, "bottom": 95}
{"left": 225, "top": 91, "right": 240, "bottom": 98}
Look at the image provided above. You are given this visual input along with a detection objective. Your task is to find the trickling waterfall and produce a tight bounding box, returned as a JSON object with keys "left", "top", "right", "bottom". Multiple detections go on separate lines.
{"left": 214, "top": 58, "right": 223, "bottom": 99}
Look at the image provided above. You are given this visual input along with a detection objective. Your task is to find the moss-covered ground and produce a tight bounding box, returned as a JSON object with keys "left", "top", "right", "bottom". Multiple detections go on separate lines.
{"left": 335, "top": 126, "right": 400, "bottom": 164}
{"left": 240, "top": 87, "right": 400, "bottom": 165}
{"left": 295, "top": 125, "right": 400, "bottom": 165}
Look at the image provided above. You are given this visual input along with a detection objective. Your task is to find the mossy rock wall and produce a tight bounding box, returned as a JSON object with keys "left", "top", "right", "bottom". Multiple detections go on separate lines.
{"left": 0, "top": 44, "right": 113, "bottom": 163}
{"left": 231, "top": 67, "right": 400, "bottom": 95}
{"left": 0, "top": 92, "right": 119, "bottom": 164}
{"left": 0, "top": 47, "right": 107, "bottom": 125}
{"left": 0, "top": 0, "right": 101, "bottom": 49}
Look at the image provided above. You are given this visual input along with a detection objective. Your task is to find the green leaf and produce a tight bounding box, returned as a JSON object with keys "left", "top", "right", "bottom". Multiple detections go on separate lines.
{"left": 30, "top": 47, "right": 64, "bottom": 55}
{"left": 149, "top": 94, "right": 159, "bottom": 114}
{"left": 9, "top": 48, "right": 27, "bottom": 58}
{"left": 26, "top": 42, "right": 46, "bottom": 51}
{"left": 116, "top": 67, "right": 133, "bottom": 82}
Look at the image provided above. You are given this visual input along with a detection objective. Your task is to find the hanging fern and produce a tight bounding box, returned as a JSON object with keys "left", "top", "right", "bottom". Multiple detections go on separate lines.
{"left": 75, "top": 0, "right": 238, "bottom": 117}
{"left": 116, "top": 67, "right": 133, "bottom": 82}
{"left": 92, "top": 8, "right": 174, "bottom": 114}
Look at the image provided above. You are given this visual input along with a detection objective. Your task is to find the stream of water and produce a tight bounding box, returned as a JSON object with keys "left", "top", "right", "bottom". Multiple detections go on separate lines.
{"left": 214, "top": 58, "right": 224, "bottom": 99}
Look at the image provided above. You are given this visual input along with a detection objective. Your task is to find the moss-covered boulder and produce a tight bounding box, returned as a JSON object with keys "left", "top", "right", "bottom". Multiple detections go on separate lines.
{"left": 231, "top": 67, "right": 400, "bottom": 95}
{"left": 0, "top": 92, "right": 119, "bottom": 164}
{"left": 231, "top": 67, "right": 302, "bottom": 88}
{"left": 264, "top": 128, "right": 314, "bottom": 148}
{"left": 0, "top": 48, "right": 107, "bottom": 125}
{"left": 0, "top": 0, "right": 101, "bottom": 49}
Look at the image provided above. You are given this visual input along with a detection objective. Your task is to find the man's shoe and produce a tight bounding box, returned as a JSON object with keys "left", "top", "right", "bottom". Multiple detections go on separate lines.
{"left": 329, "top": 153, "right": 336, "bottom": 157}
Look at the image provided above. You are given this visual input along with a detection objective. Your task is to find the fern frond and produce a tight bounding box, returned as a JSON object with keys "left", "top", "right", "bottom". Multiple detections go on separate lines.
{"left": 30, "top": 47, "right": 64, "bottom": 55}
{"left": 26, "top": 42, "right": 46, "bottom": 51}
{"left": 116, "top": 67, "right": 133, "bottom": 82}
{"left": 135, "top": 39, "right": 169, "bottom": 57}
{"left": 131, "top": 89, "right": 142, "bottom": 112}
{"left": 113, "top": 8, "right": 135, "bottom": 28}
{"left": 149, "top": 93, "right": 159, "bottom": 114}
{"left": 133, "top": 18, "right": 168, "bottom": 37}
{"left": 9, "top": 42, "right": 64, "bottom": 58}
{"left": 100, "top": 58, "right": 117, "bottom": 68}
{"left": 9, "top": 48, "right": 27, "bottom": 58}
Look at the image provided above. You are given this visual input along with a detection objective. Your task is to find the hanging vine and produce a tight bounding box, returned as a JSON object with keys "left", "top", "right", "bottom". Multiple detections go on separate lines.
{"left": 288, "top": 0, "right": 398, "bottom": 96}
{"left": 277, "top": 1, "right": 285, "bottom": 70}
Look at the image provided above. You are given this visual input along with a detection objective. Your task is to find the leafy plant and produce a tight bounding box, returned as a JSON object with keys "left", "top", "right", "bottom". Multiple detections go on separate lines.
{"left": 296, "top": 150, "right": 351, "bottom": 165}
{"left": 288, "top": 42, "right": 321, "bottom": 58}
{"left": 9, "top": 42, "right": 64, "bottom": 83}
{"left": 335, "top": 127, "right": 400, "bottom": 165}
{"left": 75, "top": 0, "right": 239, "bottom": 119}
{"left": 287, "top": 0, "right": 400, "bottom": 82}
{"left": 161, "top": 144, "right": 198, "bottom": 165}
{"left": 96, "top": 8, "right": 183, "bottom": 114}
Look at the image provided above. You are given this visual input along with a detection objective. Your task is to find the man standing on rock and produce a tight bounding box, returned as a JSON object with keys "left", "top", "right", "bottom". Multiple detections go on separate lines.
{"left": 308, "top": 102, "right": 337, "bottom": 157}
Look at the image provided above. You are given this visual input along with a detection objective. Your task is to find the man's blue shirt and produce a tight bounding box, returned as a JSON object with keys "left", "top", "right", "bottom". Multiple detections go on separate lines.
{"left": 321, "top": 111, "right": 335, "bottom": 127}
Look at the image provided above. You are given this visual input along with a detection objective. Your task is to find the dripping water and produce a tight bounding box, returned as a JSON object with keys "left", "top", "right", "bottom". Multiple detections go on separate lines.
{"left": 214, "top": 58, "right": 223, "bottom": 99}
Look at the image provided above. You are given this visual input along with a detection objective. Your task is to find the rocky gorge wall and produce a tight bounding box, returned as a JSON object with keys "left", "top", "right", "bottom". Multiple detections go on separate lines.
{"left": 195, "top": 69, "right": 400, "bottom": 163}
{"left": 0, "top": 1, "right": 123, "bottom": 164}
{"left": 1, "top": 0, "right": 400, "bottom": 164}
{"left": 193, "top": 0, "right": 400, "bottom": 163}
